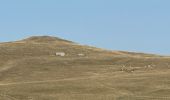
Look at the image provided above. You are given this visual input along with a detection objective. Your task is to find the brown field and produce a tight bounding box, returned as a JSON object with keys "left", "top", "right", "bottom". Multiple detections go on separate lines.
{"left": 0, "top": 36, "right": 170, "bottom": 100}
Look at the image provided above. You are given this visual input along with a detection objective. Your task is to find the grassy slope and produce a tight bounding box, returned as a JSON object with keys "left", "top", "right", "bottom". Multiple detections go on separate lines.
{"left": 0, "top": 36, "right": 170, "bottom": 100}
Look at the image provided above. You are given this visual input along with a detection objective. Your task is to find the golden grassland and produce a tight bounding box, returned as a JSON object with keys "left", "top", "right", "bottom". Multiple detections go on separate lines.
{"left": 0, "top": 36, "right": 170, "bottom": 100}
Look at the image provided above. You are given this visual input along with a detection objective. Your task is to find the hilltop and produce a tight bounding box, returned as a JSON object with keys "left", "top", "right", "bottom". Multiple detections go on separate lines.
{"left": 22, "top": 36, "right": 74, "bottom": 43}
{"left": 0, "top": 36, "right": 170, "bottom": 100}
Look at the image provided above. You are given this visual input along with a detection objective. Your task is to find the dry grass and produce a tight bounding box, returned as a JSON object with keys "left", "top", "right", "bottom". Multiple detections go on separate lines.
{"left": 0, "top": 36, "right": 170, "bottom": 100}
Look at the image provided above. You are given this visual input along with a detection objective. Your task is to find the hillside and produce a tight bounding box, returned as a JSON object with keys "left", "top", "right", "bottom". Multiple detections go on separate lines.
{"left": 0, "top": 36, "right": 170, "bottom": 100}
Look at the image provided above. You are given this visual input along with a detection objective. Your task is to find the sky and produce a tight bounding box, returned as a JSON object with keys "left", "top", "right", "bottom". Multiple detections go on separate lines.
{"left": 0, "top": 0, "right": 170, "bottom": 55}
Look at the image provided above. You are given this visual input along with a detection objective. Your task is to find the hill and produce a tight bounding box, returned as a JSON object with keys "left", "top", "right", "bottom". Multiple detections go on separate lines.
{"left": 0, "top": 36, "right": 170, "bottom": 100}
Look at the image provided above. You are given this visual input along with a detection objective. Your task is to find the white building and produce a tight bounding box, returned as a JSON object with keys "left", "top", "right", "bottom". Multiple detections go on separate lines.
{"left": 56, "top": 52, "right": 65, "bottom": 56}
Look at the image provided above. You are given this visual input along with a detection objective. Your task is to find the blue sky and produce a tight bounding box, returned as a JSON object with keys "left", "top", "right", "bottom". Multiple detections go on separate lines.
{"left": 0, "top": 0, "right": 170, "bottom": 55}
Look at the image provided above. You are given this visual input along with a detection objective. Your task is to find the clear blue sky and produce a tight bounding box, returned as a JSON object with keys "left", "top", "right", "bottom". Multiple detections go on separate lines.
{"left": 0, "top": 0, "right": 170, "bottom": 55}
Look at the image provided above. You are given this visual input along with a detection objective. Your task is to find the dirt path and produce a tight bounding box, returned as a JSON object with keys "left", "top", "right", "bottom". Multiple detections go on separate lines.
{"left": 0, "top": 72, "right": 126, "bottom": 86}
{"left": 0, "top": 71, "right": 147, "bottom": 86}
{"left": 0, "top": 74, "right": 104, "bottom": 86}
{"left": 0, "top": 93, "right": 18, "bottom": 100}
{"left": 0, "top": 60, "right": 16, "bottom": 73}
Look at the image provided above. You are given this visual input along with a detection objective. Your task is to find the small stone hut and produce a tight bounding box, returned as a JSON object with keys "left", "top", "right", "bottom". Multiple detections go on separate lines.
{"left": 78, "top": 53, "right": 85, "bottom": 56}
